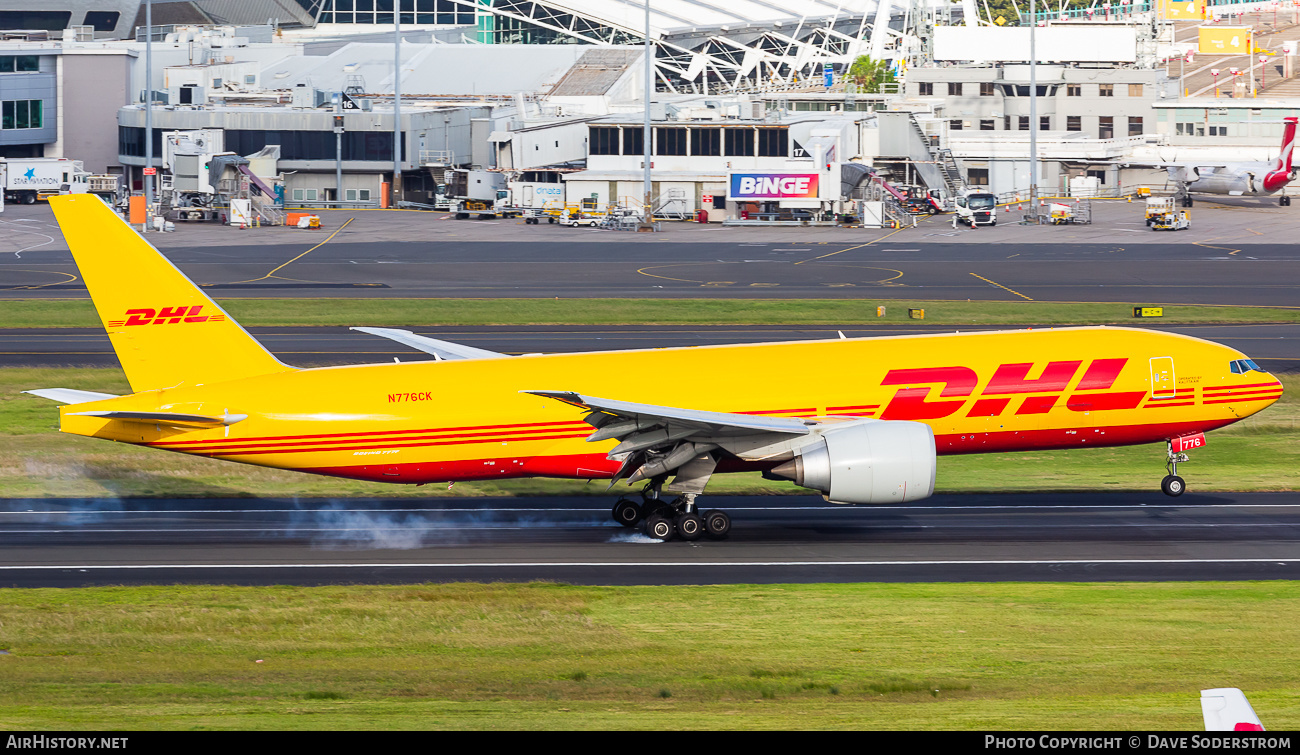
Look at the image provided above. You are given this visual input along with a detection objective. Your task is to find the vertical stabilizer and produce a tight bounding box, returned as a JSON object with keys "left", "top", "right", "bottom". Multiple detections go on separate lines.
{"left": 1201, "top": 688, "right": 1265, "bottom": 731}
{"left": 50, "top": 195, "right": 290, "bottom": 393}
{"left": 1276, "top": 116, "right": 1297, "bottom": 174}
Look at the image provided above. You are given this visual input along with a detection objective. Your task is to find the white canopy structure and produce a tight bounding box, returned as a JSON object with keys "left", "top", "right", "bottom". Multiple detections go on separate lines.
{"left": 306, "top": 0, "right": 975, "bottom": 93}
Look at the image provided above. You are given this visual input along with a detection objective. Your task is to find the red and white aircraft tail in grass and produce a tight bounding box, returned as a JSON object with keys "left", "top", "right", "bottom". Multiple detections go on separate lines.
{"left": 1167, "top": 116, "right": 1297, "bottom": 207}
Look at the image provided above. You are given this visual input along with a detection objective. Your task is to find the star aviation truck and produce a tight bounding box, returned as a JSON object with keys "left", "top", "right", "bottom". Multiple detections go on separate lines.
{"left": 1, "top": 157, "right": 90, "bottom": 204}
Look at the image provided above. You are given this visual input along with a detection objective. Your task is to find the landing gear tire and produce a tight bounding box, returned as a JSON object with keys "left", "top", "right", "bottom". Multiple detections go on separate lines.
{"left": 702, "top": 510, "right": 731, "bottom": 540}
{"left": 675, "top": 513, "right": 704, "bottom": 541}
{"left": 1282, "top": 196, "right": 1292, "bottom": 207}
{"left": 612, "top": 499, "right": 642, "bottom": 528}
{"left": 1161, "top": 474, "right": 1186, "bottom": 497}
{"left": 644, "top": 514, "right": 675, "bottom": 541}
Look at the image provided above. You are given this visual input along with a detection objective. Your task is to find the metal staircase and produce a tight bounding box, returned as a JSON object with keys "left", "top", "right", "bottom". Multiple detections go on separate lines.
{"left": 936, "top": 148, "right": 966, "bottom": 197}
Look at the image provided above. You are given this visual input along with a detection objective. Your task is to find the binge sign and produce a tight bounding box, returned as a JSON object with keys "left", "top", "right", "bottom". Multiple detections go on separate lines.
{"left": 728, "top": 173, "right": 820, "bottom": 200}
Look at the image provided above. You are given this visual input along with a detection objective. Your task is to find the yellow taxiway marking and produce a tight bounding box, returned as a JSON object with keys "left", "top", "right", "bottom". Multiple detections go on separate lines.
{"left": 794, "top": 226, "right": 909, "bottom": 265}
{"left": 3, "top": 269, "right": 79, "bottom": 290}
{"left": 225, "top": 218, "right": 356, "bottom": 284}
{"left": 1193, "top": 238, "right": 1243, "bottom": 256}
{"left": 969, "top": 272, "right": 1034, "bottom": 301}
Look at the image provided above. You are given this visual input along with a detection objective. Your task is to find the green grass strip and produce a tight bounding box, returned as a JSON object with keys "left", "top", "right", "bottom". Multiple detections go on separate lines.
{"left": 1, "top": 582, "right": 1298, "bottom": 730}
{"left": 2, "top": 298, "right": 1299, "bottom": 328}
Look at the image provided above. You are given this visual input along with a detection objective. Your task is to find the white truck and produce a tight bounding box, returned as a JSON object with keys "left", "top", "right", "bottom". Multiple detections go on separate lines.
{"left": 953, "top": 191, "right": 998, "bottom": 227}
{"left": 1, "top": 157, "right": 90, "bottom": 204}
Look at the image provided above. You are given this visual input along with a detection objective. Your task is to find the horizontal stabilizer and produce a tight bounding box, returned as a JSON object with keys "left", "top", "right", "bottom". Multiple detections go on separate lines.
{"left": 23, "top": 389, "right": 119, "bottom": 404}
{"left": 66, "top": 410, "right": 247, "bottom": 427}
{"left": 351, "top": 327, "right": 508, "bottom": 360}
{"left": 1202, "top": 688, "right": 1265, "bottom": 731}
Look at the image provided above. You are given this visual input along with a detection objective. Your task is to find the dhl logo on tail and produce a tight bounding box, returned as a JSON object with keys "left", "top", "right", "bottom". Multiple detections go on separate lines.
{"left": 106, "top": 305, "right": 227, "bottom": 328}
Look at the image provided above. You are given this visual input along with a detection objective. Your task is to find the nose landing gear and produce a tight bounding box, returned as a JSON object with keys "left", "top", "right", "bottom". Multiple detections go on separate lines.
{"left": 1161, "top": 441, "right": 1189, "bottom": 497}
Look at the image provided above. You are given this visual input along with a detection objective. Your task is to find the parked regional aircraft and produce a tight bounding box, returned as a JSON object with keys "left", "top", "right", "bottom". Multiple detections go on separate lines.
{"left": 25, "top": 196, "right": 1283, "bottom": 541}
{"left": 1202, "top": 688, "right": 1265, "bottom": 731}
{"left": 1164, "top": 116, "right": 1297, "bottom": 206}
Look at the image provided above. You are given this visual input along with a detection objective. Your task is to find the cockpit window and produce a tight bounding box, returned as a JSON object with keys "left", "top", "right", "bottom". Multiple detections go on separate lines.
{"left": 1230, "top": 359, "right": 1267, "bottom": 374}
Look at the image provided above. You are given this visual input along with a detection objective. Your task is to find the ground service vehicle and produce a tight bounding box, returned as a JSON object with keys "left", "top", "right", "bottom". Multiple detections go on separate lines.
{"left": 1151, "top": 209, "right": 1191, "bottom": 231}
{"left": 27, "top": 196, "right": 1284, "bottom": 540}
{"left": 1, "top": 158, "right": 89, "bottom": 204}
{"left": 445, "top": 169, "right": 518, "bottom": 219}
{"left": 954, "top": 192, "right": 997, "bottom": 226}
{"left": 1145, "top": 197, "right": 1174, "bottom": 225}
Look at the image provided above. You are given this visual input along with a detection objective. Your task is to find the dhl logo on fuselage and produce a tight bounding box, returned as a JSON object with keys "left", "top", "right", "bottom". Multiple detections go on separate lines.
{"left": 878, "top": 358, "right": 1144, "bottom": 420}
{"left": 106, "top": 305, "right": 226, "bottom": 328}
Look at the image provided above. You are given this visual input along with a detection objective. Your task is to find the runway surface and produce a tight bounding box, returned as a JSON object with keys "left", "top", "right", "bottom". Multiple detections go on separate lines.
{"left": 2, "top": 493, "right": 1298, "bottom": 587}
{"left": 3, "top": 323, "right": 1296, "bottom": 372}
{"left": 4, "top": 238, "right": 1300, "bottom": 305}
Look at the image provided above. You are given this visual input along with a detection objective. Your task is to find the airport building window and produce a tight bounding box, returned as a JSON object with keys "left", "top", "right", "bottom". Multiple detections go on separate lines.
{"left": 980, "top": 82, "right": 995, "bottom": 96}
{"left": 691, "top": 127, "right": 721, "bottom": 156}
{"left": 1099, "top": 84, "right": 1114, "bottom": 96}
{"left": 918, "top": 82, "right": 933, "bottom": 96}
{"left": 0, "top": 56, "right": 39, "bottom": 73}
{"left": 950, "top": 119, "right": 963, "bottom": 131}
{"left": 1099, "top": 116, "right": 1114, "bottom": 139}
{"left": 655, "top": 127, "right": 687, "bottom": 156}
{"left": 1209, "top": 125, "right": 1228, "bottom": 137}
{"left": 1041, "top": 116, "right": 1050, "bottom": 131}
{"left": 756, "top": 128, "right": 788, "bottom": 157}
{"left": 1067, "top": 116, "right": 1081, "bottom": 131}
{"left": 1176, "top": 122, "right": 1205, "bottom": 136}
{"left": 724, "top": 128, "right": 754, "bottom": 156}
{"left": 590, "top": 126, "right": 620, "bottom": 155}
{"left": 1, "top": 100, "right": 42, "bottom": 130}
{"left": 967, "top": 168, "right": 989, "bottom": 186}
{"left": 1067, "top": 84, "right": 1081, "bottom": 96}
{"left": 980, "top": 119, "right": 995, "bottom": 130}
{"left": 948, "top": 82, "right": 962, "bottom": 95}
{"left": 0, "top": 12, "right": 71, "bottom": 32}
{"left": 1129, "top": 83, "right": 1144, "bottom": 97}
{"left": 1018, "top": 116, "right": 1029, "bottom": 131}
{"left": 1128, "top": 116, "right": 1143, "bottom": 136}
{"left": 318, "top": 0, "right": 474, "bottom": 25}
{"left": 622, "top": 127, "right": 643, "bottom": 155}
{"left": 83, "top": 11, "right": 120, "bottom": 32}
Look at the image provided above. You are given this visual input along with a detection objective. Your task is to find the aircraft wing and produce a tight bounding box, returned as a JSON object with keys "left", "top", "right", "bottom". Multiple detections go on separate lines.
{"left": 351, "top": 327, "right": 508, "bottom": 361}
{"left": 23, "top": 389, "right": 119, "bottom": 404}
{"left": 65, "top": 410, "right": 247, "bottom": 427}
{"left": 526, "top": 390, "right": 813, "bottom": 488}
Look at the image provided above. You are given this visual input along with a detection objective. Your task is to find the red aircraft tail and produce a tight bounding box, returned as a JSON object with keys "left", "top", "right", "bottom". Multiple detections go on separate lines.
{"left": 1262, "top": 117, "right": 1297, "bottom": 193}
{"left": 1275, "top": 116, "right": 1297, "bottom": 174}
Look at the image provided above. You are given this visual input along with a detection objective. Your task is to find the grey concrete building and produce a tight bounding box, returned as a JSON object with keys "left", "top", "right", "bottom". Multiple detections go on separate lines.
{"left": 0, "top": 45, "right": 134, "bottom": 173}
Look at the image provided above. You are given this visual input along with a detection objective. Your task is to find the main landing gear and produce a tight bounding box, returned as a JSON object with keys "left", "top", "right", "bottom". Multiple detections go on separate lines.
{"left": 1161, "top": 441, "right": 1189, "bottom": 497}
{"left": 610, "top": 486, "right": 731, "bottom": 542}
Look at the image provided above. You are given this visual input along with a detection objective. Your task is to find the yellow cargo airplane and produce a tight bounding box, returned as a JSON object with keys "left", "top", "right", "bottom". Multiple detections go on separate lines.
{"left": 25, "top": 196, "right": 1284, "bottom": 541}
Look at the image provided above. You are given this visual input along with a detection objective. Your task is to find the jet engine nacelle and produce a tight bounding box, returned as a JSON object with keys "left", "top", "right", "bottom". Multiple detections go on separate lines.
{"left": 771, "top": 420, "right": 936, "bottom": 504}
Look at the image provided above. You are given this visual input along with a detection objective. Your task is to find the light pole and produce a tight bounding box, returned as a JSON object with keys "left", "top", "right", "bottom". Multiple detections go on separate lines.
{"left": 643, "top": 0, "right": 652, "bottom": 227}
{"left": 393, "top": 0, "right": 402, "bottom": 208}
{"left": 1211, "top": 68, "right": 1220, "bottom": 97}
{"left": 1029, "top": 0, "right": 1039, "bottom": 220}
{"left": 144, "top": 0, "right": 152, "bottom": 232}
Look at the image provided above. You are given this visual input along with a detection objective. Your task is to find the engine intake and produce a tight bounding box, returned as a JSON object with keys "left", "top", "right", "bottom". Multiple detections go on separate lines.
{"left": 770, "top": 420, "right": 936, "bottom": 504}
